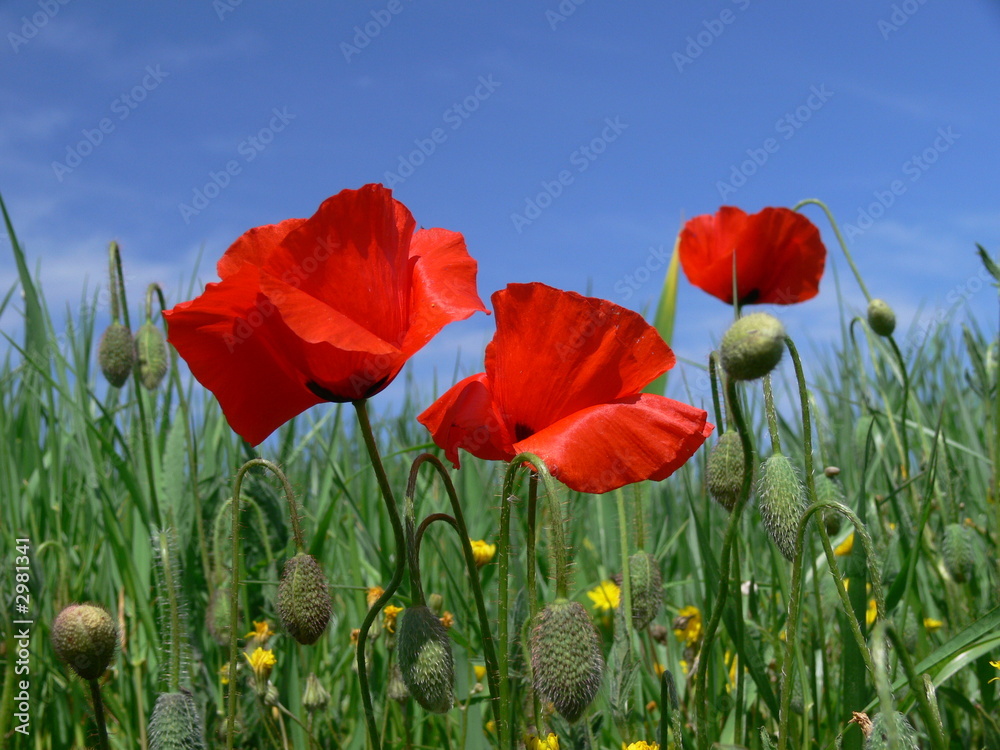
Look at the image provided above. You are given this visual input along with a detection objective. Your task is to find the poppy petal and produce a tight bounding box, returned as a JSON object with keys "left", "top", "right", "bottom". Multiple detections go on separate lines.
{"left": 163, "top": 266, "right": 324, "bottom": 445}
{"left": 513, "top": 394, "right": 713, "bottom": 494}
{"left": 416, "top": 373, "right": 512, "bottom": 467}
{"left": 402, "top": 227, "right": 489, "bottom": 359}
{"left": 217, "top": 218, "right": 307, "bottom": 279}
{"left": 740, "top": 208, "right": 825, "bottom": 304}
{"left": 678, "top": 207, "right": 752, "bottom": 304}
{"left": 487, "top": 283, "right": 674, "bottom": 440}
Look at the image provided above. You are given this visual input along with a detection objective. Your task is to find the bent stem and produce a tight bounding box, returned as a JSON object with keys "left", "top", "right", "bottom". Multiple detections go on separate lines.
{"left": 352, "top": 399, "right": 405, "bottom": 750}
{"left": 792, "top": 198, "right": 872, "bottom": 303}
{"left": 695, "top": 376, "right": 754, "bottom": 750}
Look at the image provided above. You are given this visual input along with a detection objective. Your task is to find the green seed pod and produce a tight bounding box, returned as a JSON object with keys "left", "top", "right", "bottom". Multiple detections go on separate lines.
{"left": 530, "top": 598, "right": 604, "bottom": 723}
{"left": 756, "top": 454, "right": 807, "bottom": 562}
{"left": 302, "top": 672, "right": 331, "bottom": 713}
{"left": 276, "top": 553, "right": 332, "bottom": 645}
{"left": 706, "top": 430, "right": 747, "bottom": 511}
{"left": 613, "top": 552, "right": 662, "bottom": 631}
{"left": 719, "top": 313, "right": 786, "bottom": 381}
{"left": 863, "top": 711, "right": 919, "bottom": 750}
{"left": 136, "top": 321, "right": 169, "bottom": 390}
{"left": 867, "top": 299, "right": 896, "bottom": 338}
{"left": 942, "top": 523, "right": 976, "bottom": 584}
{"left": 98, "top": 323, "right": 135, "bottom": 387}
{"left": 51, "top": 603, "right": 118, "bottom": 680}
{"left": 814, "top": 471, "right": 845, "bottom": 534}
{"left": 386, "top": 662, "right": 410, "bottom": 704}
{"left": 206, "top": 581, "right": 232, "bottom": 647}
{"left": 397, "top": 605, "right": 454, "bottom": 713}
{"left": 148, "top": 692, "right": 206, "bottom": 750}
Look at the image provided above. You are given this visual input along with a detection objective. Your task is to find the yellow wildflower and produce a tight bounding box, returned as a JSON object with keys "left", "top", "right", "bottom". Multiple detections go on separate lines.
{"left": 988, "top": 660, "right": 1000, "bottom": 683}
{"left": 679, "top": 659, "right": 689, "bottom": 675}
{"left": 366, "top": 586, "right": 385, "bottom": 609}
{"left": 866, "top": 598, "right": 877, "bottom": 627}
{"left": 673, "top": 605, "right": 702, "bottom": 647}
{"left": 350, "top": 628, "right": 361, "bottom": 645}
{"left": 218, "top": 662, "right": 231, "bottom": 685}
{"left": 244, "top": 647, "right": 277, "bottom": 696}
{"left": 645, "top": 700, "right": 658, "bottom": 712}
{"left": 383, "top": 604, "right": 404, "bottom": 633}
{"left": 834, "top": 532, "right": 854, "bottom": 556}
{"left": 470, "top": 539, "right": 497, "bottom": 567}
{"left": 653, "top": 662, "right": 665, "bottom": 677}
{"left": 474, "top": 664, "right": 487, "bottom": 682}
{"left": 725, "top": 650, "right": 739, "bottom": 693}
{"left": 923, "top": 617, "right": 943, "bottom": 632}
{"left": 526, "top": 733, "right": 560, "bottom": 750}
{"left": 587, "top": 580, "right": 621, "bottom": 612}
{"left": 484, "top": 720, "right": 496, "bottom": 734}
{"left": 440, "top": 611, "right": 455, "bottom": 629}
{"left": 245, "top": 620, "right": 275, "bottom": 648}
{"left": 623, "top": 742, "right": 660, "bottom": 750}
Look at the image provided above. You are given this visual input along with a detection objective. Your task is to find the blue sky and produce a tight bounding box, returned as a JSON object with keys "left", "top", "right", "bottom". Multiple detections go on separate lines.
{"left": 2, "top": 1, "right": 999, "bottom": 416}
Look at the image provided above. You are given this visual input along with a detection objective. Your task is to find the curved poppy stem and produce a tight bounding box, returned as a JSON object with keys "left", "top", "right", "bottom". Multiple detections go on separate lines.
{"left": 792, "top": 198, "right": 872, "bottom": 303}
{"left": 695, "top": 377, "right": 754, "bottom": 750}
{"left": 352, "top": 399, "right": 405, "bottom": 750}
{"left": 709, "top": 351, "right": 724, "bottom": 431}
{"left": 404, "top": 453, "right": 502, "bottom": 729}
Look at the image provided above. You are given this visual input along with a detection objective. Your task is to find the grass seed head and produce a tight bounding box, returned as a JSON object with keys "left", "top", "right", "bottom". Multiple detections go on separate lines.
{"left": 397, "top": 605, "right": 454, "bottom": 713}
{"left": 276, "top": 553, "right": 332, "bottom": 645}
{"left": 530, "top": 598, "right": 604, "bottom": 723}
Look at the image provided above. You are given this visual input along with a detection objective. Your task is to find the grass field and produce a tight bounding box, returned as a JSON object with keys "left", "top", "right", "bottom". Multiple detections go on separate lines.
{"left": 2, "top": 196, "right": 999, "bottom": 750}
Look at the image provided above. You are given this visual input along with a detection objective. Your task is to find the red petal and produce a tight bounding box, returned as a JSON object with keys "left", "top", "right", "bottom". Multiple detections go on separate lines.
{"left": 417, "top": 373, "right": 513, "bottom": 467}
{"left": 741, "top": 208, "right": 825, "bottom": 304}
{"left": 163, "top": 266, "right": 324, "bottom": 445}
{"left": 678, "top": 207, "right": 752, "bottom": 304}
{"left": 487, "top": 283, "right": 674, "bottom": 440}
{"left": 514, "top": 394, "right": 713, "bottom": 494}
{"left": 402, "top": 227, "right": 489, "bottom": 359}
{"left": 217, "top": 218, "right": 307, "bottom": 279}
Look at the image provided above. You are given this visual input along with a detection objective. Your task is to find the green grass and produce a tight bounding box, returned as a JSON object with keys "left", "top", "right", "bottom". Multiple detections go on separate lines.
{"left": 2, "top": 198, "right": 999, "bottom": 750}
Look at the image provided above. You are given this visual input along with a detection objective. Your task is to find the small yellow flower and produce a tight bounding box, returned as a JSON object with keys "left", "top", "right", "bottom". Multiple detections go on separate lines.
{"left": 440, "top": 611, "right": 455, "bottom": 629}
{"left": 366, "top": 586, "right": 385, "bottom": 609}
{"left": 653, "top": 662, "right": 665, "bottom": 677}
{"left": 623, "top": 742, "right": 660, "bottom": 750}
{"left": 866, "top": 598, "right": 877, "bottom": 627}
{"left": 218, "top": 662, "right": 231, "bottom": 685}
{"left": 645, "top": 700, "right": 658, "bottom": 712}
{"left": 350, "top": 628, "right": 361, "bottom": 645}
{"left": 383, "top": 605, "right": 404, "bottom": 634}
{"left": 673, "top": 606, "right": 702, "bottom": 648}
{"left": 474, "top": 664, "right": 487, "bottom": 682}
{"left": 587, "top": 580, "right": 621, "bottom": 612}
{"left": 679, "top": 659, "right": 689, "bottom": 675}
{"left": 988, "top": 660, "right": 1000, "bottom": 683}
{"left": 245, "top": 647, "right": 276, "bottom": 696}
{"left": 923, "top": 617, "right": 943, "bottom": 632}
{"left": 725, "top": 650, "right": 739, "bottom": 693}
{"left": 470, "top": 539, "right": 497, "bottom": 567}
{"left": 526, "top": 733, "right": 560, "bottom": 750}
{"left": 834, "top": 532, "right": 854, "bottom": 556}
{"left": 245, "top": 620, "right": 275, "bottom": 648}
{"left": 484, "top": 720, "right": 496, "bottom": 734}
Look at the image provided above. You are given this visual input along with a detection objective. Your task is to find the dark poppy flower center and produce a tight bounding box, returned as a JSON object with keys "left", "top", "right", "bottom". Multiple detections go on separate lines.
{"left": 738, "top": 288, "right": 760, "bottom": 306}
{"left": 514, "top": 423, "right": 534, "bottom": 441}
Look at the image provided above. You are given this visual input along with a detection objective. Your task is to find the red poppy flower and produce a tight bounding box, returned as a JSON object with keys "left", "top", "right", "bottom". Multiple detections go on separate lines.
{"left": 164, "top": 184, "right": 487, "bottom": 445}
{"left": 417, "top": 283, "right": 713, "bottom": 494}
{"left": 678, "top": 206, "right": 826, "bottom": 305}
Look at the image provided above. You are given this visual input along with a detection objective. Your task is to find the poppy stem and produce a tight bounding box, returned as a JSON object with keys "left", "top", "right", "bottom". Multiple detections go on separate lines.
{"left": 525, "top": 474, "right": 544, "bottom": 732}
{"left": 616, "top": 488, "right": 633, "bottom": 633}
{"left": 762, "top": 374, "right": 781, "bottom": 453}
{"left": 352, "top": 399, "right": 405, "bottom": 750}
{"left": 403, "top": 487, "right": 425, "bottom": 606}
{"left": 709, "top": 351, "right": 724, "bottom": 431}
{"left": 88, "top": 679, "right": 111, "bottom": 750}
{"left": 792, "top": 198, "right": 872, "bottom": 303}
{"left": 694, "top": 376, "right": 754, "bottom": 750}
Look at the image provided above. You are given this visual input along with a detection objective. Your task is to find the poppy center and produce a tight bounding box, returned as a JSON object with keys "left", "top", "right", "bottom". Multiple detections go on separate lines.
{"left": 514, "top": 423, "right": 534, "bottom": 442}
{"left": 738, "top": 288, "right": 760, "bottom": 306}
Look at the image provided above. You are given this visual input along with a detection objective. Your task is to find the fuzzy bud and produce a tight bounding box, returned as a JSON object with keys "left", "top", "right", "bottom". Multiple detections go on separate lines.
{"left": 613, "top": 552, "right": 662, "bottom": 631}
{"left": 756, "top": 454, "right": 807, "bottom": 562}
{"left": 706, "top": 431, "right": 746, "bottom": 511}
{"left": 530, "top": 598, "right": 604, "bottom": 723}
{"left": 867, "top": 299, "right": 896, "bottom": 337}
{"left": 51, "top": 603, "right": 118, "bottom": 680}
{"left": 942, "top": 523, "right": 976, "bottom": 584}
{"left": 136, "top": 321, "right": 169, "bottom": 390}
{"left": 387, "top": 662, "right": 410, "bottom": 704}
{"left": 206, "top": 581, "right": 232, "bottom": 647}
{"left": 276, "top": 553, "right": 332, "bottom": 645}
{"left": 302, "top": 673, "right": 331, "bottom": 713}
{"left": 148, "top": 691, "right": 206, "bottom": 750}
{"left": 862, "top": 711, "right": 919, "bottom": 749}
{"left": 397, "top": 605, "right": 454, "bottom": 713}
{"left": 719, "top": 313, "right": 786, "bottom": 381}
{"left": 98, "top": 323, "right": 135, "bottom": 387}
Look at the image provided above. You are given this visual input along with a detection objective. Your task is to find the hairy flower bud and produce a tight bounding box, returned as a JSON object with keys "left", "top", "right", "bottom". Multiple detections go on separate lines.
{"left": 862, "top": 711, "right": 918, "bottom": 750}
{"left": 276, "top": 553, "right": 332, "bottom": 645}
{"left": 51, "top": 603, "right": 118, "bottom": 680}
{"left": 302, "top": 672, "right": 331, "bottom": 713}
{"left": 942, "top": 523, "right": 976, "bottom": 584}
{"left": 613, "top": 552, "right": 662, "bottom": 631}
{"left": 530, "top": 598, "right": 604, "bottom": 723}
{"left": 719, "top": 313, "right": 786, "bottom": 381}
{"left": 136, "top": 321, "right": 169, "bottom": 390}
{"left": 867, "top": 299, "right": 896, "bottom": 337}
{"left": 756, "top": 454, "right": 807, "bottom": 561}
{"left": 99, "top": 323, "right": 135, "bottom": 387}
{"left": 397, "top": 605, "right": 454, "bottom": 713}
{"left": 706, "top": 431, "right": 746, "bottom": 511}
{"left": 148, "top": 691, "right": 206, "bottom": 750}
